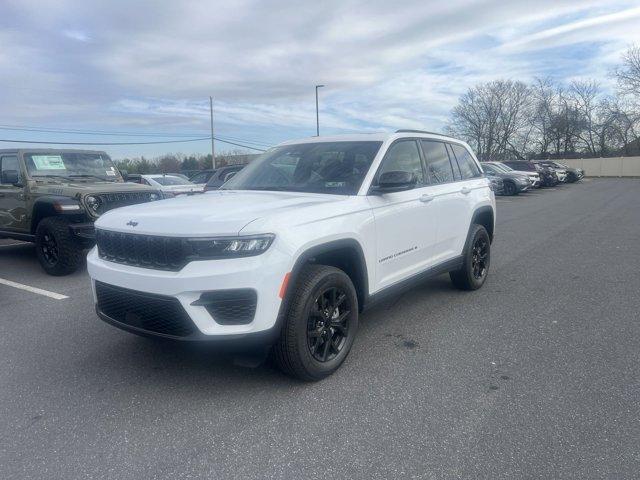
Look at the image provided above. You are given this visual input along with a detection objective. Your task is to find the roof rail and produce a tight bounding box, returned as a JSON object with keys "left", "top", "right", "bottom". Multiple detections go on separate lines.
{"left": 395, "top": 129, "right": 451, "bottom": 137}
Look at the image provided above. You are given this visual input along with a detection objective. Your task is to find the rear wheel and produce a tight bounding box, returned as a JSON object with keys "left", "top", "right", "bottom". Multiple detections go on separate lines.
{"left": 450, "top": 224, "right": 491, "bottom": 291}
{"left": 35, "top": 217, "right": 83, "bottom": 276}
{"left": 273, "top": 265, "right": 358, "bottom": 381}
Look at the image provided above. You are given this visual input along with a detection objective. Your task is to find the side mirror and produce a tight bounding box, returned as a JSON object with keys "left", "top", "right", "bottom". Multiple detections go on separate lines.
{"left": 119, "top": 169, "right": 128, "bottom": 181}
{"left": 223, "top": 171, "right": 237, "bottom": 182}
{"left": 2, "top": 170, "right": 21, "bottom": 186}
{"left": 372, "top": 170, "right": 417, "bottom": 194}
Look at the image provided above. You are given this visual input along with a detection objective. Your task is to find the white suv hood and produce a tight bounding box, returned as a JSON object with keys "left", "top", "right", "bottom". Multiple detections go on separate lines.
{"left": 95, "top": 189, "right": 344, "bottom": 236}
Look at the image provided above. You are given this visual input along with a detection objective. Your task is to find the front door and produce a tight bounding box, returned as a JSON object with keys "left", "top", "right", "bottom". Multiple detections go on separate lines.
{"left": 367, "top": 139, "right": 438, "bottom": 291}
{"left": 0, "top": 154, "right": 28, "bottom": 231}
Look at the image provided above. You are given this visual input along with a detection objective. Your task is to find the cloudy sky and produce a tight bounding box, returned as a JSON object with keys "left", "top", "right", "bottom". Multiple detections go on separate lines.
{"left": 1, "top": 0, "right": 640, "bottom": 158}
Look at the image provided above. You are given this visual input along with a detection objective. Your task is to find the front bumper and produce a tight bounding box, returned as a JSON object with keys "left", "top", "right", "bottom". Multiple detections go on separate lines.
{"left": 87, "top": 246, "right": 291, "bottom": 341}
{"left": 69, "top": 222, "right": 95, "bottom": 240}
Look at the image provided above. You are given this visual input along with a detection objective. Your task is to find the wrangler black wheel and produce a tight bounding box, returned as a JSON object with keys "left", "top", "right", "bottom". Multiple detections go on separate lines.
{"left": 35, "top": 217, "right": 83, "bottom": 276}
{"left": 273, "top": 265, "right": 358, "bottom": 381}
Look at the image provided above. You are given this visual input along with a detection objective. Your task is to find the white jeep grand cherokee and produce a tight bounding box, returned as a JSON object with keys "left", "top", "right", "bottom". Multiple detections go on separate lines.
{"left": 88, "top": 130, "right": 495, "bottom": 380}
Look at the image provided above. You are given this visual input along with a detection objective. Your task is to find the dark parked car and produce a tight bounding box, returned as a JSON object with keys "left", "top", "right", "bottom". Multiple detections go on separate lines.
{"left": 535, "top": 161, "right": 584, "bottom": 183}
{"left": 201, "top": 165, "right": 246, "bottom": 191}
{"left": 503, "top": 160, "right": 559, "bottom": 187}
{"left": 481, "top": 162, "right": 530, "bottom": 195}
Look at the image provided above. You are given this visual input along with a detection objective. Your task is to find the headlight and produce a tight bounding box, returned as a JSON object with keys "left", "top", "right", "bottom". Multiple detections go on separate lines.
{"left": 187, "top": 234, "right": 275, "bottom": 259}
{"left": 149, "top": 192, "right": 161, "bottom": 201}
{"left": 85, "top": 195, "right": 101, "bottom": 213}
{"left": 488, "top": 177, "right": 502, "bottom": 191}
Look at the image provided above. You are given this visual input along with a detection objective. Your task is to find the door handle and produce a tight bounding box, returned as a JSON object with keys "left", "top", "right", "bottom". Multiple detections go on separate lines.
{"left": 419, "top": 194, "right": 433, "bottom": 203}
{"left": 460, "top": 187, "right": 471, "bottom": 195}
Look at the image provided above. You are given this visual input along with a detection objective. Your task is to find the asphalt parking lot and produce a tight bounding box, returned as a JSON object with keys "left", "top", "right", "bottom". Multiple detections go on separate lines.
{"left": 1, "top": 178, "right": 639, "bottom": 479}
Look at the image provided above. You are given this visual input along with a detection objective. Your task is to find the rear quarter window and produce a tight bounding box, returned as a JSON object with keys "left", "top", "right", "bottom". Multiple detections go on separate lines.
{"left": 450, "top": 144, "right": 481, "bottom": 179}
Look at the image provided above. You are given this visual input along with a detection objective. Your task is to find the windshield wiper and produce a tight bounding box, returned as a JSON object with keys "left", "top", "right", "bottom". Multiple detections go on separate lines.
{"left": 236, "top": 185, "right": 303, "bottom": 191}
{"left": 68, "top": 174, "right": 114, "bottom": 182}
{"left": 32, "top": 174, "right": 71, "bottom": 180}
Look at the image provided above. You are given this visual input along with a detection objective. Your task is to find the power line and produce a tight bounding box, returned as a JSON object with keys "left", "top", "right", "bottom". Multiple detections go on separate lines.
{"left": 0, "top": 124, "right": 275, "bottom": 147}
{"left": 0, "top": 136, "right": 266, "bottom": 150}
{"left": 211, "top": 136, "right": 266, "bottom": 151}
{"left": 0, "top": 137, "right": 211, "bottom": 146}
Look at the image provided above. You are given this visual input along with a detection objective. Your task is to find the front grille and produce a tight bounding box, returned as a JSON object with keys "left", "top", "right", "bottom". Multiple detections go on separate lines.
{"left": 92, "top": 192, "right": 156, "bottom": 215}
{"left": 194, "top": 290, "right": 257, "bottom": 325}
{"left": 95, "top": 281, "right": 196, "bottom": 337}
{"left": 96, "top": 229, "right": 187, "bottom": 271}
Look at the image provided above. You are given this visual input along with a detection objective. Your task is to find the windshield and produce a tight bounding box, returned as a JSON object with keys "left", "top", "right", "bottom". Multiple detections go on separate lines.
{"left": 25, "top": 152, "right": 121, "bottom": 181}
{"left": 482, "top": 164, "right": 501, "bottom": 174}
{"left": 150, "top": 176, "right": 193, "bottom": 186}
{"left": 492, "top": 163, "right": 514, "bottom": 172}
{"left": 222, "top": 141, "right": 383, "bottom": 195}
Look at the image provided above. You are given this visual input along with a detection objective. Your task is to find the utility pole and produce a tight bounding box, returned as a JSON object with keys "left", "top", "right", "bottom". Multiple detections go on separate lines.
{"left": 315, "top": 85, "right": 325, "bottom": 136}
{"left": 209, "top": 96, "right": 216, "bottom": 169}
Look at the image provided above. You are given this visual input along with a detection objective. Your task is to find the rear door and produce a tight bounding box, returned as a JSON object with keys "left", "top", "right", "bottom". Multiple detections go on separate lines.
{"left": 447, "top": 143, "right": 486, "bottom": 254}
{"left": 0, "top": 154, "right": 28, "bottom": 231}
{"left": 418, "top": 140, "right": 466, "bottom": 263}
{"left": 419, "top": 140, "right": 484, "bottom": 263}
{"left": 367, "top": 139, "right": 438, "bottom": 290}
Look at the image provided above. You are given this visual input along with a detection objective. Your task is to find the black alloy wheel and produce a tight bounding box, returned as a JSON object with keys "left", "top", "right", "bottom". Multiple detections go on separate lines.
{"left": 307, "top": 286, "right": 352, "bottom": 362}
{"left": 450, "top": 224, "right": 491, "bottom": 291}
{"left": 39, "top": 231, "right": 59, "bottom": 266}
{"left": 35, "top": 217, "right": 83, "bottom": 276}
{"left": 273, "top": 264, "right": 359, "bottom": 381}
{"left": 471, "top": 236, "right": 489, "bottom": 280}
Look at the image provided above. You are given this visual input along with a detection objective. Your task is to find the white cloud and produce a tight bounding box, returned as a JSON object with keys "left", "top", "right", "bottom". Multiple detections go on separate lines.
{"left": 62, "top": 29, "right": 91, "bottom": 42}
{"left": 0, "top": 0, "right": 638, "bottom": 157}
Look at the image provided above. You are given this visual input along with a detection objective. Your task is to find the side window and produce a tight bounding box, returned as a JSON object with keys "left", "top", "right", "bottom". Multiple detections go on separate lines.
{"left": 446, "top": 144, "right": 462, "bottom": 180}
{"left": 377, "top": 141, "right": 424, "bottom": 186}
{"left": 450, "top": 144, "right": 481, "bottom": 179}
{"left": 421, "top": 140, "right": 454, "bottom": 184}
{"left": 0, "top": 155, "right": 20, "bottom": 184}
{"left": 190, "top": 172, "right": 207, "bottom": 183}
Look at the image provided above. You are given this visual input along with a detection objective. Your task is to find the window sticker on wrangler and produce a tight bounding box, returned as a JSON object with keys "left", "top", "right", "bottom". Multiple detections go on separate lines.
{"left": 31, "top": 155, "right": 67, "bottom": 170}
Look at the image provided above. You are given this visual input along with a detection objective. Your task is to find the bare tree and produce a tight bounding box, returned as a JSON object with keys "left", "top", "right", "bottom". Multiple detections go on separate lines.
{"left": 568, "top": 80, "right": 602, "bottom": 156}
{"left": 448, "top": 80, "right": 533, "bottom": 161}
{"left": 615, "top": 45, "right": 640, "bottom": 99}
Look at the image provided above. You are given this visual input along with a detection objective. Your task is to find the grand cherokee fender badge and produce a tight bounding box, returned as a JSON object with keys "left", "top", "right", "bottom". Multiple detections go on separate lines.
{"left": 126, "top": 220, "right": 139, "bottom": 227}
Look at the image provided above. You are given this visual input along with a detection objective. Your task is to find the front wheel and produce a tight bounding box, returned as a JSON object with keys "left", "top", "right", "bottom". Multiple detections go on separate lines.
{"left": 503, "top": 181, "right": 517, "bottom": 196}
{"left": 273, "top": 265, "right": 359, "bottom": 381}
{"left": 450, "top": 224, "right": 491, "bottom": 291}
{"left": 35, "top": 217, "right": 83, "bottom": 276}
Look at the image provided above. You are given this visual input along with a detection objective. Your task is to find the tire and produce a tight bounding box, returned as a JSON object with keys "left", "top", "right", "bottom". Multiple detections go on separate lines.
{"left": 35, "top": 217, "right": 83, "bottom": 276}
{"left": 450, "top": 224, "right": 491, "bottom": 291}
{"left": 503, "top": 181, "right": 517, "bottom": 196}
{"left": 273, "top": 264, "right": 359, "bottom": 381}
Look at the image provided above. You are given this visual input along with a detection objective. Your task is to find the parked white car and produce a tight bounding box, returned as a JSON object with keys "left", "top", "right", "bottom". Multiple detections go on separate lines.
{"left": 140, "top": 174, "right": 204, "bottom": 196}
{"left": 88, "top": 131, "right": 496, "bottom": 380}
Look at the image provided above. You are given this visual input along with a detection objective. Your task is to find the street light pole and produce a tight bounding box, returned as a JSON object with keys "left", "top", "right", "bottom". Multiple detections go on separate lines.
{"left": 315, "top": 85, "right": 325, "bottom": 136}
{"left": 209, "top": 96, "right": 216, "bottom": 169}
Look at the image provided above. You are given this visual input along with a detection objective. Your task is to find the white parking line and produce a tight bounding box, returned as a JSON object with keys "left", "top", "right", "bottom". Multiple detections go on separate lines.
{"left": 0, "top": 278, "right": 68, "bottom": 300}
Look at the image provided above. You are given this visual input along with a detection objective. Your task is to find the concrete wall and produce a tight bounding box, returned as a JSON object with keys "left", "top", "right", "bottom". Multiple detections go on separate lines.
{"left": 558, "top": 156, "right": 640, "bottom": 177}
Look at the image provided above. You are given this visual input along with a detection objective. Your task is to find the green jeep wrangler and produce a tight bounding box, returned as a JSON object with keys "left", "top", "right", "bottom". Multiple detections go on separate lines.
{"left": 0, "top": 149, "right": 162, "bottom": 275}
